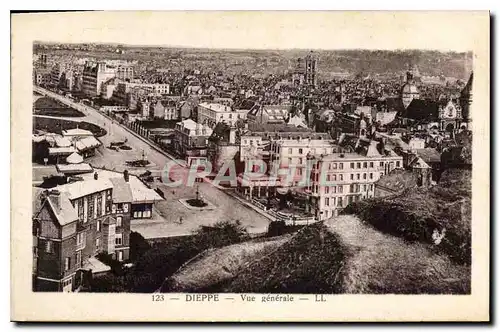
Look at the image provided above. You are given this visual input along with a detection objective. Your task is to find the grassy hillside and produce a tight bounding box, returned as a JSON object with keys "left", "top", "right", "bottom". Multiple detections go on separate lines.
{"left": 326, "top": 216, "right": 470, "bottom": 294}
{"left": 344, "top": 169, "right": 471, "bottom": 265}
{"left": 162, "top": 235, "right": 292, "bottom": 292}
{"left": 163, "top": 218, "right": 470, "bottom": 294}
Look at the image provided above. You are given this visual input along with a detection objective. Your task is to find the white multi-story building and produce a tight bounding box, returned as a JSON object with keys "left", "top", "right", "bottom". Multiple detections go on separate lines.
{"left": 269, "top": 137, "right": 338, "bottom": 188}
{"left": 197, "top": 102, "right": 248, "bottom": 128}
{"left": 307, "top": 142, "right": 403, "bottom": 220}
{"left": 82, "top": 62, "right": 117, "bottom": 97}
{"left": 112, "top": 82, "right": 170, "bottom": 106}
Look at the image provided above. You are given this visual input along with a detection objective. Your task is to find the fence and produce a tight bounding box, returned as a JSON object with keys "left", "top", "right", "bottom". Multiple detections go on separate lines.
{"left": 249, "top": 198, "right": 318, "bottom": 226}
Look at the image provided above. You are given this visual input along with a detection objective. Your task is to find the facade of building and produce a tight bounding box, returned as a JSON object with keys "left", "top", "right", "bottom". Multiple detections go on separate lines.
{"left": 115, "top": 65, "right": 134, "bottom": 81}
{"left": 307, "top": 149, "right": 403, "bottom": 220}
{"left": 173, "top": 119, "right": 213, "bottom": 166}
{"left": 151, "top": 99, "right": 178, "bottom": 120}
{"left": 32, "top": 174, "right": 132, "bottom": 292}
{"left": 269, "top": 136, "right": 337, "bottom": 188}
{"left": 82, "top": 62, "right": 117, "bottom": 97}
{"left": 197, "top": 102, "right": 248, "bottom": 128}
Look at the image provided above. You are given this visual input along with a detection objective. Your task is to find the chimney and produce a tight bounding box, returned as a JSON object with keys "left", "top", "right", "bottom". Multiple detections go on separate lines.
{"left": 94, "top": 172, "right": 98, "bottom": 180}
{"left": 49, "top": 189, "right": 61, "bottom": 212}
{"left": 124, "top": 170, "right": 129, "bottom": 182}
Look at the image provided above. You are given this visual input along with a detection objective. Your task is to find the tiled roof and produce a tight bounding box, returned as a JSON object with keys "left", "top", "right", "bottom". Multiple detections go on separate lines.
{"left": 33, "top": 190, "right": 79, "bottom": 226}
{"left": 416, "top": 148, "right": 441, "bottom": 163}
{"left": 398, "top": 99, "right": 439, "bottom": 121}
{"left": 109, "top": 177, "right": 133, "bottom": 203}
{"left": 79, "top": 169, "right": 163, "bottom": 203}
{"left": 56, "top": 179, "right": 114, "bottom": 200}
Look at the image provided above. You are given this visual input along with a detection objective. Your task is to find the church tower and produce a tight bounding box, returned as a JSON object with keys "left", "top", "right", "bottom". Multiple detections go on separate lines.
{"left": 401, "top": 71, "right": 420, "bottom": 109}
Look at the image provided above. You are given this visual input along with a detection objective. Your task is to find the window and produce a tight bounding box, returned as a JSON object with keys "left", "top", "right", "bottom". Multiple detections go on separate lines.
{"left": 350, "top": 163, "right": 354, "bottom": 169}
{"left": 288, "top": 148, "right": 292, "bottom": 154}
{"left": 396, "top": 161, "right": 401, "bottom": 167}
{"left": 325, "top": 197, "right": 330, "bottom": 206}
{"left": 45, "top": 240, "right": 53, "bottom": 253}
{"left": 77, "top": 232, "right": 86, "bottom": 247}
{"left": 338, "top": 186, "right": 343, "bottom": 193}
{"left": 76, "top": 251, "right": 82, "bottom": 267}
{"left": 370, "top": 173, "right": 373, "bottom": 179}
{"left": 339, "top": 174, "right": 343, "bottom": 181}
{"left": 363, "top": 162, "right": 367, "bottom": 168}
{"left": 337, "top": 197, "right": 343, "bottom": 207}
{"left": 88, "top": 195, "right": 94, "bottom": 220}
{"left": 332, "top": 186, "right": 337, "bottom": 193}
{"left": 118, "top": 251, "right": 124, "bottom": 262}
{"left": 370, "top": 162, "right": 374, "bottom": 168}
{"left": 326, "top": 174, "right": 331, "bottom": 181}
{"left": 299, "top": 148, "right": 303, "bottom": 154}
{"left": 325, "top": 187, "right": 329, "bottom": 194}
{"left": 357, "top": 162, "right": 361, "bottom": 169}
{"left": 116, "top": 216, "right": 123, "bottom": 227}
{"left": 363, "top": 184, "right": 367, "bottom": 191}
{"left": 78, "top": 199, "right": 84, "bottom": 221}
{"left": 339, "top": 163, "right": 343, "bottom": 170}
{"left": 288, "top": 157, "right": 292, "bottom": 165}
{"left": 96, "top": 220, "right": 101, "bottom": 232}
{"left": 115, "top": 234, "right": 123, "bottom": 246}
{"left": 350, "top": 174, "right": 354, "bottom": 180}
{"left": 332, "top": 163, "right": 337, "bottom": 169}
{"left": 357, "top": 174, "right": 360, "bottom": 180}
{"left": 370, "top": 184, "right": 374, "bottom": 191}
{"left": 332, "top": 175, "right": 337, "bottom": 181}
{"left": 299, "top": 158, "right": 303, "bottom": 164}
{"left": 380, "top": 162, "right": 384, "bottom": 167}
{"left": 64, "top": 257, "right": 71, "bottom": 271}
{"left": 96, "top": 238, "right": 100, "bottom": 250}
{"left": 363, "top": 173, "right": 367, "bottom": 180}
{"left": 123, "top": 204, "right": 129, "bottom": 213}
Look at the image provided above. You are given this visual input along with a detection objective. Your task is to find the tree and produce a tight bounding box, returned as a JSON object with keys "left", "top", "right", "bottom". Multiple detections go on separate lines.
{"left": 129, "top": 231, "right": 151, "bottom": 261}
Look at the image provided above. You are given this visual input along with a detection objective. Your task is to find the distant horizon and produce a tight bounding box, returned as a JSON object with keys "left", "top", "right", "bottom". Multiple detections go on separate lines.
{"left": 33, "top": 40, "right": 474, "bottom": 54}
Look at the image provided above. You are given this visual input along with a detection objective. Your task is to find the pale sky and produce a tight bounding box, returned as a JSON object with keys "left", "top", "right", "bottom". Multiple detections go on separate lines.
{"left": 12, "top": 11, "right": 488, "bottom": 52}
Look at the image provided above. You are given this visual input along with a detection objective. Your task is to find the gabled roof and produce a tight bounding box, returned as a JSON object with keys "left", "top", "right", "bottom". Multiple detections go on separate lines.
{"left": 398, "top": 99, "right": 439, "bottom": 121}
{"left": 416, "top": 148, "right": 441, "bottom": 164}
{"left": 34, "top": 190, "right": 79, "bottom": 226}
{"left": 409, "top": 156, "right": 431, "bottom": 169}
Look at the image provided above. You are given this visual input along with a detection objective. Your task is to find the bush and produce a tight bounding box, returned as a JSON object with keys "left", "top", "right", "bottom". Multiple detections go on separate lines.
{"left": 344, "top": 170, "right": 471, "bottom": 265}
{"left": 129, "top": 231, "right": 151, "bottom": 261}
{"left": 96, "top": 253, "right": 124, "bottom": 275}
{"left": 89, "top": 220, "right": 249, "bottom": 292}
{"left": 267, "top": 220, "right": 287, "bottom": 237}
{"left": 225, "top": 223, "right": 347, "bottom": 293}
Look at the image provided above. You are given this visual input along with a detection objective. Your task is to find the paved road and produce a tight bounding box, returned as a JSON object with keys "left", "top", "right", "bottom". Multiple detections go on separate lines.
{"left": 34, "top": 87, "right": 273, "bottom": 237}
{"left": 34, "top": 87, "right": 182, "bottom": 173}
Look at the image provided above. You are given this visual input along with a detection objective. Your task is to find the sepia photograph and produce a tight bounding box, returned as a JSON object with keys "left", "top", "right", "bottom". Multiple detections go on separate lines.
{"left": 11, "top": 10, "right": 490, "bottom": 322}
